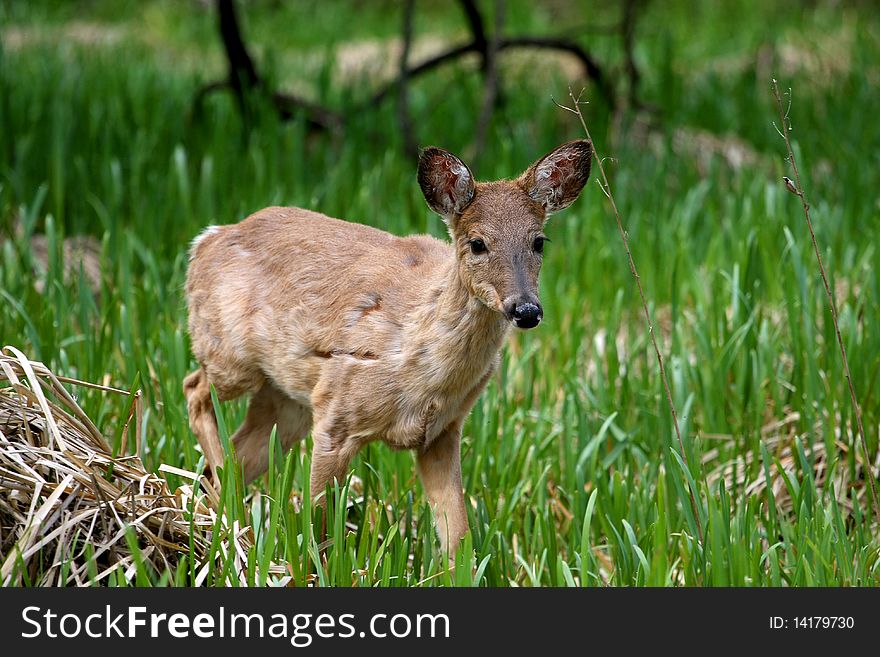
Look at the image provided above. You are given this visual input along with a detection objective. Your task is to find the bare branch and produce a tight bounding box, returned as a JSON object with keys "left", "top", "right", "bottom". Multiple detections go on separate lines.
{"left": 271, "top": 91, "right": 343, "bottom": 132}
{"left": 500, "top": 37, "right": 615, "bottom": 108}
{"left": 217, "top": 0, "right": 259, "bottom": 96}
{"left": 459, "top": 0, "right": 489, "bottom": 66}
{"left": 471, "top": 0, "right": 505, "bottom": 163}
{"left": 366, "top": 42, "right": 479, "bottom": 108}
{"left": 195, "top": 0, "right": 341, "bottom": 131}
{"left": 367, "top": 36, "right": 615, "bottom": 111}
{"left": 621, "top": 0, "right": 643, "bottom": 108}
{"left": 563, "top": 87, "right": 704, "bottom": 544}
{"left": 396, "top": 0, "right": 418, "bottom": 159}
{"left": 770, "top": 78, "right": 880, "bottom": 525}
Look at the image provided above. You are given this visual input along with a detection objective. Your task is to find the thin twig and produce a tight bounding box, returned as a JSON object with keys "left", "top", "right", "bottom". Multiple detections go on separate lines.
{"left": 556, "top": 87, "right": 704, "bottom": 543}
{"left": 770, "top": 78, "right": 880, "bottom": 525}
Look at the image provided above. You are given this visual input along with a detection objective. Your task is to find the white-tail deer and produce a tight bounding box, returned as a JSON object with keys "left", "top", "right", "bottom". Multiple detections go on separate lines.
{"left": 183, "top": 140, "right": 592, "bottom": 558}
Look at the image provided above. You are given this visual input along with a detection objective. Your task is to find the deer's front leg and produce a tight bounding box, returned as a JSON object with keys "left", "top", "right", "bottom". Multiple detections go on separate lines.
{"left": 417, "top": 423, "right": 468, "bottom": 561}
{"left": 309, "top": 421, "right": 360, "bottom": 502}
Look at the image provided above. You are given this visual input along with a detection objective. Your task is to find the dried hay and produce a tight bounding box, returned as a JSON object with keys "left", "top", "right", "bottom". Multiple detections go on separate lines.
{"left": 0, "top": 346, "right": 288, "bottom": 586}
{"left": 705, "top": 406, "right": 880, "bottom": 521}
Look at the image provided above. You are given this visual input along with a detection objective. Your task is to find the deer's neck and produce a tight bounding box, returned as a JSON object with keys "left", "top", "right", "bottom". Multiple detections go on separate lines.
{"left": 404, "top": 260, "right": 509, "bottom": 391}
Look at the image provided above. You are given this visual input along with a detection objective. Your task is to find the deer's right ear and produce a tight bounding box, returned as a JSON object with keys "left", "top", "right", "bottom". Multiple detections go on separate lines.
{"left": 418, "top": 147, "right": 475, "bottom": 221}
{"left": 519, "top": 139, "right": 592, "bottom": 215}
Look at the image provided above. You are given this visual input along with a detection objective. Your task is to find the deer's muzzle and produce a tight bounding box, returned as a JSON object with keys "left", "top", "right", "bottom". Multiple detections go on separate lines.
{"left": 508, "top": 301, "right": 542, "bottom": 329}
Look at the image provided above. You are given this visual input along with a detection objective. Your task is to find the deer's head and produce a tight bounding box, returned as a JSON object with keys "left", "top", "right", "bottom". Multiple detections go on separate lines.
{"left": 418, "top": 140, "right": 592, "bottom": 329}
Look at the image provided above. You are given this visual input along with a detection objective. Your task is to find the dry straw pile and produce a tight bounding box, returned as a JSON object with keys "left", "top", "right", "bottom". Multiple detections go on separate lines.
{"left": 0, "top": 346, "right": 285, "bottom": 586}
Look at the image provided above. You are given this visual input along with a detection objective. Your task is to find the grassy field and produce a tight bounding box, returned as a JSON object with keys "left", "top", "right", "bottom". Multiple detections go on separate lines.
{"left": 2, "top": 0, "right": 880, "bottom": 586}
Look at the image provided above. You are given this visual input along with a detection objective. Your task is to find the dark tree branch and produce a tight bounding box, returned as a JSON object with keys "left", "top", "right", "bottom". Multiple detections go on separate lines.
{"left": 218, "top": 0, "right": 259, "bottom": 96}
{"left": 271, "top": 92, "right": 344, "bottom": 131}
{"left": 471, "top": 0, "right": 504, "bottom": 163}
{"left": 458, "top": 0, "right": 489, "bottom": 70}
{"left": 621, "top": 0, "right": 644, "bottom": 108}
{"left": 193, "top": 80, "right": 234, "bottom": 108}
{"left": 396, "top": 0, "right": 418, "bottom": 160}
{"left": 366, "top": 35, "right": 615, "bottom": 112}
{"left": 198, "top": 1, "right": 629, "bottom": 140}
{"left": 195, "top": 0, "right": 341, "bottom": 131}
{"left": 366, "top": 42, "right": 479, "bottom": 108}
{"left": 498, "top": 37, "right": 616, "bottom": 109}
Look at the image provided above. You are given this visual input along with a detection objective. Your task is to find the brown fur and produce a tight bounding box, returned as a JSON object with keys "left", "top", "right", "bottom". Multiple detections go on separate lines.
{"left": 183, "top": 140, "right": 592, "bottom": 558}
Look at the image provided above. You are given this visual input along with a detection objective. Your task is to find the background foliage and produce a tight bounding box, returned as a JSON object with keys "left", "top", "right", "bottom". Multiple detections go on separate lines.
{"left": 1, "top": 0, "right": 879, "bottom": 585}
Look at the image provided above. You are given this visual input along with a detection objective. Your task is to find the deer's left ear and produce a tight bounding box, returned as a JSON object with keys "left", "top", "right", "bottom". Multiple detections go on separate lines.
{"left": 418, "top": 147, "right": 475, "bottom": 221}
{"left": 519, "top": 140, "right": 592, "bottom": 215}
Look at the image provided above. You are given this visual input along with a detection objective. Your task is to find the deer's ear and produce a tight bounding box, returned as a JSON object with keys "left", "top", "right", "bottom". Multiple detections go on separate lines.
{"left": 418, "top": 147, "right": 475, "bottom": 220}
{"left": 520, "top": 140, "right": 593, "bottom": 215}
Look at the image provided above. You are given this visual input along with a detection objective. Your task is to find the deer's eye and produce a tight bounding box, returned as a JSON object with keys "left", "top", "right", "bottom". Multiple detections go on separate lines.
{"left": 533, "top": 237, "right": 548, "bottom": 254}
{"left": 469, "top": 238, "right": 488, "bottom": 255}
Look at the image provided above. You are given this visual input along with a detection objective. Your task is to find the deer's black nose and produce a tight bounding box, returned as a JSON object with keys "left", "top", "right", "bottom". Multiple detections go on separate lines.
{"left": 511, "top": 302, "right": 542, "bottom": 329}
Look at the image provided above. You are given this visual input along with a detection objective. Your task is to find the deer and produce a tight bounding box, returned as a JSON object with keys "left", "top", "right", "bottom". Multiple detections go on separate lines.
{"left": 183, "top": 139, "right": 592, "bottom": 559}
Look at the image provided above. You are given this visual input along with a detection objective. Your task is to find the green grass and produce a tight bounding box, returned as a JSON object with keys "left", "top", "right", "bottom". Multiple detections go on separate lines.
{"left": 2, "top": 0, "right": 880, "bottom": 586}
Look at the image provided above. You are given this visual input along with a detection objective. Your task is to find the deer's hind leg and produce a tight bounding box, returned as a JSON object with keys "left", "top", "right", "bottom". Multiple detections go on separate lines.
{"left": 183, "top": 368, "right": 226, "bottom": 478}
{"left": 232, "top": 382, "right": 313, "bottom": 484}
{"left": 184, "top": 363, "right": 264, "bottom": 480}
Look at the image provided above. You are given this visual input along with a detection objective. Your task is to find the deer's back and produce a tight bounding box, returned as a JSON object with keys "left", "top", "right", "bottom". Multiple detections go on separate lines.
{"left": 186, "top": 206, "right": 450, "bottom": 401}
